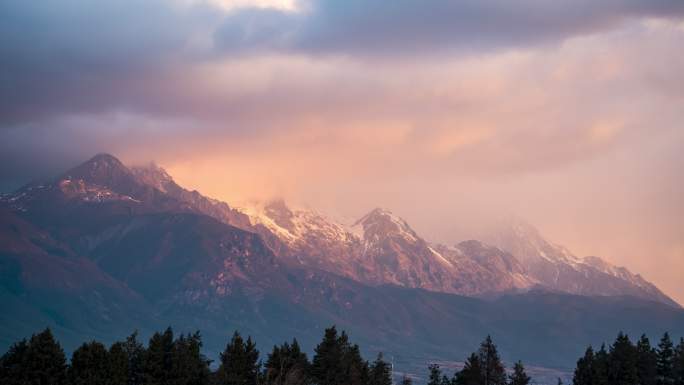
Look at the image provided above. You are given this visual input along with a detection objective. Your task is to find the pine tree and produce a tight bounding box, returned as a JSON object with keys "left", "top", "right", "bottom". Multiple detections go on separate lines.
{"left": 479, "top": 336, "right": 506, "bottom": 385}
{"left": 428, "top": 364, "right": 444, "bottom": 385}
{"left": 263, "top": 339, "right": 309, "bottom": 385}
{"left": 108, "top": 341, "right": 129, "bottom": 385}
{"left": 608, "top": 332, "right": 638, "bottom": 385}
{"left": 509, "top": 361, "right": 530, "bottom": 385}
{"left": 674, "top": 338, "right": 684, "bottom": 385}
{"left": 143, "top": 327, "right": 175, "bottom": 385}
{"left": 216, "top": 331, "right": 260, "bottom": 385}
{"left": 341, "top": 343, "right": 369, "bottom": 385}
{"left": 311, "top": 326, "right": 368, "bottom": 385}
{"left": 311, "top": 327, "right": 344, "bottom": 385}
{"left": 23, "top": 328, "right": 68, "bottom": 385}
{"left": 593, "top": 344, "right": 610, "bottom": 385}
{"left": 573, "top": 346, "right": 594, "bottom": 385}
{"left": 369, "top": 353, "right": 392, "bottom": 385}
{"left": 68, "top": 340, "right": 110, "bottom": 385}
{"left": 657, "top": 333, "right": 676, "bottom": 385}
{"left": 123, "top": 331, "right": 146, "bottom": 385}
{"left": 636, "top": 335, "right": 658, "bottom": 385}
{"left": 169, "top": 331, "right": 211, "bottom": 385}
{"left": 0, "top": 338, "right": 29, "bottom": 385}
{"left": 455, "top": 353, "right": 484, "bottom": 385}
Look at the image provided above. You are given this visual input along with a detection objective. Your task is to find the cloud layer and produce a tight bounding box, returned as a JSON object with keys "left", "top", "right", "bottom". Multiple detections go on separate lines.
{"left": 1, "top": 0, "right": 683, "bottom": 303}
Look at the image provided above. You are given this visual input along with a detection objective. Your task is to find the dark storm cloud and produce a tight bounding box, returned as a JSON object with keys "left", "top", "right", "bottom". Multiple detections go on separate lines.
{"left": 3, "top": 0, "right": 684, "bottom": 125}
{"left": 1, "top": 0, "right": 683, "bottom": 188}
{"left": 215, "top": 0, "right": 684, "bottom": 54}
{"left": 0, "top": 0, "right": 221, "bottom": 124}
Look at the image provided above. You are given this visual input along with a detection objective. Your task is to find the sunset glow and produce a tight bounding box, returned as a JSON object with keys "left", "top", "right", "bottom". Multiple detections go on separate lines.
{"left": 2, "top": 1, "right": 683, "bottom": 304}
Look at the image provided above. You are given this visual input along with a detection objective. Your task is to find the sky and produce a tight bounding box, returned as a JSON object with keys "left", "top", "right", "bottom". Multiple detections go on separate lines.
{"left": 1, "top": 0, "right": 683, "bottom": 303}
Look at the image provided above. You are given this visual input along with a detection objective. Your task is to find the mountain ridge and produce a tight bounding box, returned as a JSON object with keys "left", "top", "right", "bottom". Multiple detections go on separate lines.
{"left": 1, "top": 153, "right": 676, "bottom": 307}
{"left": 1, "top": 153, "right": 683, "bottom": 380}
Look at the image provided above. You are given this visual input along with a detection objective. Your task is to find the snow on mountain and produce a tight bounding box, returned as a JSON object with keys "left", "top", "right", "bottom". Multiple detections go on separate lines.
{"left": 10, "top": 153, "right": 672, "bottom": 306}
{"left": 352, "top": 208, "right": 420, "bottom": 244}
{"left": 235, "top": 202, "right": 676, "bottom": 306}
{"left": 482, "top": 216, "right": 678, "bottom": 307}
{"left": 240, "top": 200, "right": 356, "bottom": 246}
{"left": 1, "top": 154, "right": 146, "bottom": 210}
{"left": 3, "top": 154, "right": 683, "bottom": 375}
{"left": 235, "top": 203, "right": 536, "bottom": 295}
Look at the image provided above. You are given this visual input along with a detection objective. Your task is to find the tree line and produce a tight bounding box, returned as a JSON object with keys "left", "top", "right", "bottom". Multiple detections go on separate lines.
{"left": 1, "top": 326, "right": 682, "bottom": 385}
{"left": 422, "top": 335, "right": 530, "bottom": 385}
{"left": 573, "top": 332, "right": 684, "bottom": 385}
{"left": 0, "top": 326, "right": 395, "bottom": 385}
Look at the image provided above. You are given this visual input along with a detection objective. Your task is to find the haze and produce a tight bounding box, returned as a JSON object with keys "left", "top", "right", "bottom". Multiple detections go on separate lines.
{"left": 1, "top": 0, "right": 682, "bottom": 303}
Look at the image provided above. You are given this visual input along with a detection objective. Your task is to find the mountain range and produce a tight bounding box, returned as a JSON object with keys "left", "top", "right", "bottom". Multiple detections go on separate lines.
{"left": 123, "top": 157, "right": 675, "bottom": 306}
{"left": 1, "top": 153, "right": 682, "bottom": 381}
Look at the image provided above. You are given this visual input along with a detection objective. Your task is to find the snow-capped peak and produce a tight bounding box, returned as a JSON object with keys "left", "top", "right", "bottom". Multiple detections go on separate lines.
{"left": 352, "top": 208, "right": 419, "bottom": 243}
{"left": 62, "top": 153, "right": 131, "bottom": 184}
{"left": 239, "top": 199, "right": 357, "bottom": 246}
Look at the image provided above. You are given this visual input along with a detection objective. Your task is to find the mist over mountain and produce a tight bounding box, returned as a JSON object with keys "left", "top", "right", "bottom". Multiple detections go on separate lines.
{"left": 1, "top": 154, "right": 682, "bottom": 382}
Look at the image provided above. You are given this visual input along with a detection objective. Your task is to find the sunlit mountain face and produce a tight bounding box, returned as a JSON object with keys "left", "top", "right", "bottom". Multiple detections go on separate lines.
{"left": 1, "top": 1, "right": 683, "bottom": 383}
{"left": 1, "top": 154, "right": 682, "bottom": 380}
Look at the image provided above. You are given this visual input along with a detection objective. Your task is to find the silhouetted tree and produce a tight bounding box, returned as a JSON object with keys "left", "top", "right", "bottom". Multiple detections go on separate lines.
{"left": 216, "top": 331, "right": 260, "bottom": 385}
{"left": 674, "top": 338, "right": 684, "bottom": 385}
{"left": 25, "top": 328, "right": 68, "bottom": 385}
{"left": 479, "top": 336, "right": 506, "bottom": 385}
{"left": 428, "top": 364, "right": 444, "bottom": 385}
{"left": 310, "top": 326, "right": 368, "bottom": 385}
{"left": 636, "top": 335, "right": 658, "bottom": 385}
{"left": 400, "top": 374, "right": 413, "bottom": 385}
{"left": 143, "top": 327, "right": 175, "bottom": 385}
{"left": 608, "top": 332, "right": 638, "bottom": 385}
{"left": 68, "top": 340, "right": 110, "bottom": 385}
{"left": 509, "top": 361, "right": 530, "bottom": 385}
{"left": 676, "top": 338, "right": 684, "bottom": 385}
{"left": 341, "top": 343, "right": 369, "bottom": 385}
{"left": 369, "top": 353, "right": 392, "bottom": 385}
{"left": 573, "top": 346, "right": 594, "bottom": 385}
{"left": 124, "top": 331, "right": 146, "bottom": 385}
{"left": 593, "top": 345, "right": 610, "bottom": 385}
{"left": 0, "top": 329, "right": 68, "bottom": 385}
{"left": 263, "top": 339, "right": 309, "bottom": 385}
{"left": 108, "top": 341, "right": 129, "bottom": 385}
{"left": 455, "top": 353, "right": 484, "bottom": 385}
{"left": 0, "top": 338, "right": 29, "bottom": 385}
{"left": 170, "top": 331, "right": 211, "bottom": 385}
{"left": 658, "top": 333, "right": 676, "bottom": 385}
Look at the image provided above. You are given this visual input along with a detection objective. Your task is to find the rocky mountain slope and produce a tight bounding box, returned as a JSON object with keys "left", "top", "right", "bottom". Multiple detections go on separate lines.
{"left": 1, "top": 153, "right": 681, "bottom": 377}
{"left": 229, "top": 195, "right": 676, "bottom": 306}
{"left": 5, "top": 154, "right": 673, "bottom": 306}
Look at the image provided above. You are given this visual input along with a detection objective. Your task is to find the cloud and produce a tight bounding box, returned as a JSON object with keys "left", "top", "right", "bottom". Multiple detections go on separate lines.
{"left": 214, "top": 0, "right": 684, "bottom": 55}
{"left": 1, "top": 0, "right": 683, "bottom": 302}
{"left": 2, "top": 0, "right": 684, "bottom": 125}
